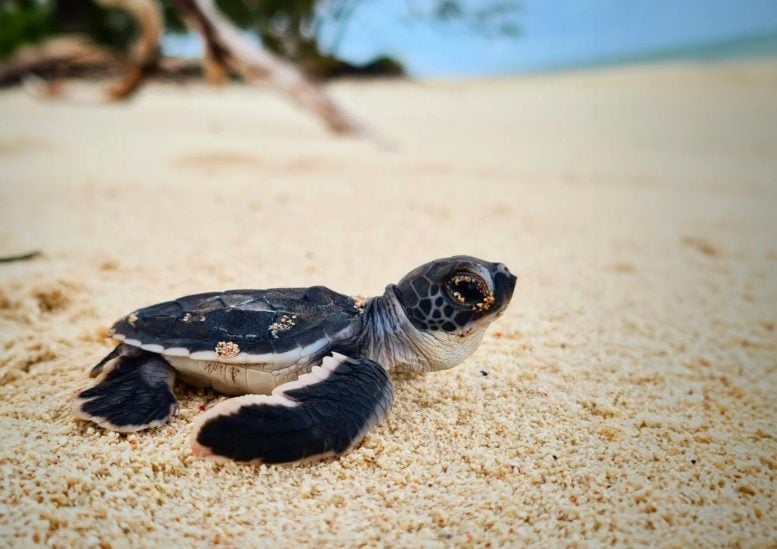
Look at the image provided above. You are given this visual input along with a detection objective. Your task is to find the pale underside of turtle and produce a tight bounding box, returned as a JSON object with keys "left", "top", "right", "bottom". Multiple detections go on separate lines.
{"left": 72, "top": 256, "right": 517, "bottom": 464}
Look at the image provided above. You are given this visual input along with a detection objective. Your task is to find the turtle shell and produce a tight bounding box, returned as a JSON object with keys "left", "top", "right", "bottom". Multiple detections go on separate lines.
{"left": 112, "top": 286, "right": 365, "bottom": 364}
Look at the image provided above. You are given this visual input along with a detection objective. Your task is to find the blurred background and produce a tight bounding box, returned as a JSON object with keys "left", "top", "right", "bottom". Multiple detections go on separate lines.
{"left": 2, "top": 0, "right": 777, "bottom": 80}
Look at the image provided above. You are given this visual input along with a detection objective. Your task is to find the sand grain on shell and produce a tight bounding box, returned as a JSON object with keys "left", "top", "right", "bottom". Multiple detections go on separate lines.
{"left": 1, "top": 61, "right": 777, "bottom": 546}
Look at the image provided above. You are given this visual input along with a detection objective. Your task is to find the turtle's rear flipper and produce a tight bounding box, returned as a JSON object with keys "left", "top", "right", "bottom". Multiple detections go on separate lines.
{"left": 73, "top": 346, "right": 178, "bottom": 432}
{"left": 191, "top": 353, "right": 394, "bottom": 464}
{"left": 88, "top": 344, "right": 123, "bottom": 378}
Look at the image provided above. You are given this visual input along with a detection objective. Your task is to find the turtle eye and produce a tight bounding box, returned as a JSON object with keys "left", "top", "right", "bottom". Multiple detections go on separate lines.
{"left": 445, "top": 273, "right": 488, "bottom": 307}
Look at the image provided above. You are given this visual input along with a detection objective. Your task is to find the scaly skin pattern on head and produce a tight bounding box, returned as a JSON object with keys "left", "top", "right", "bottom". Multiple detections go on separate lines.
{"left": 346, "top": 256, "right": 517, "bottom": 373}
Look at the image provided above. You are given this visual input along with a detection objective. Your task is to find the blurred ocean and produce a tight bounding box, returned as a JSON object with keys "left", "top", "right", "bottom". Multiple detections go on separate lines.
{"left": 540, "top": 31, "right": 777, "bottom": 74}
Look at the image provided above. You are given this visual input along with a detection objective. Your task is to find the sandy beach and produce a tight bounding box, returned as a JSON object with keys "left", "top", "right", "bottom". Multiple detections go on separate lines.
{"left": 1, "top": 60, "right": 776, "bottom": 546}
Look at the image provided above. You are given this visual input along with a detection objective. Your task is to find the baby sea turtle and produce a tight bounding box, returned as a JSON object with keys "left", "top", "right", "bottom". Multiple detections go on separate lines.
{"left": 73, "top": 256, "right": 516, "bottom": 464}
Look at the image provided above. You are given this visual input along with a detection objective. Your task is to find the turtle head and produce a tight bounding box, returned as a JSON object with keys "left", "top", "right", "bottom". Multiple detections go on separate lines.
{"left": 394, "top": 256, "right": 517, "bottom": 338}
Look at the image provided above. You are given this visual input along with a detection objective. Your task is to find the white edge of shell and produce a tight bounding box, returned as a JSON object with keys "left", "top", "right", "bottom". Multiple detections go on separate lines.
{"left": 114, "top": 328, "right": 350, "bottom": 364}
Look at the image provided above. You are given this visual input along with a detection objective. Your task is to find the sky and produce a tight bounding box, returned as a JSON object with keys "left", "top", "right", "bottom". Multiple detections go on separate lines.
{"left": 164, "top": 0, "right": 777, "bottom": 77}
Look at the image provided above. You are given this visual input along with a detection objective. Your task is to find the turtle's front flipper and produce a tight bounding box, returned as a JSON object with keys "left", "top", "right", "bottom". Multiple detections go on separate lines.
{"left": 192, "top": 353, "right": 394, "bottom": 464}
{"left": 73, "top": 345, "right": 178, "bottom": 432}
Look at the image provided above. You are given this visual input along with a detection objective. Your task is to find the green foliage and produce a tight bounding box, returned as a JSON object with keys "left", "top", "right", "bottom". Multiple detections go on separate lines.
{"left": 53, "top": 0, "right": 136, "bottom": 51}
{"left": 0, "top": 0, "right": 54, "bottom": 58}
{"left": 427, "top": 0, "right": 521, "bottom": 38}
{"left": 0, "top": 0, "right": 142, "bottom": 58}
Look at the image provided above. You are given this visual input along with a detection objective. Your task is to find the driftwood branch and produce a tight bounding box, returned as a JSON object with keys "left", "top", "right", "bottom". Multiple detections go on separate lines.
{"left": 8, "top": 0, "right": 162, "bottom": 101}
{"left": 0, "top": 37, "right": 115, "bottom": 85}
{"left": 202, "top": 42, "right": 229, "bottom": 85}
{"left": 174, "top": 0, "right": 360, "bottom": 134}
{"left": 0, "top": 41, "right": 208, "bottom": 87}
{"left": 98, "top": 0, "right": 163, "bottom": 100}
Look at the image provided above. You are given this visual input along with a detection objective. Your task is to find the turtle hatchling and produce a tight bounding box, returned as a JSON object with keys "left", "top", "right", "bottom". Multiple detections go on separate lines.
{"left": 73, "top": 256, "right": 517, "bottom": 464}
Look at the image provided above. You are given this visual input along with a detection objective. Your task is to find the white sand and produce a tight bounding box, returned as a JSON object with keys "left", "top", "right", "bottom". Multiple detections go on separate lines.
{"left": 0, "top": 60, "right": 776, "bottom": 546}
